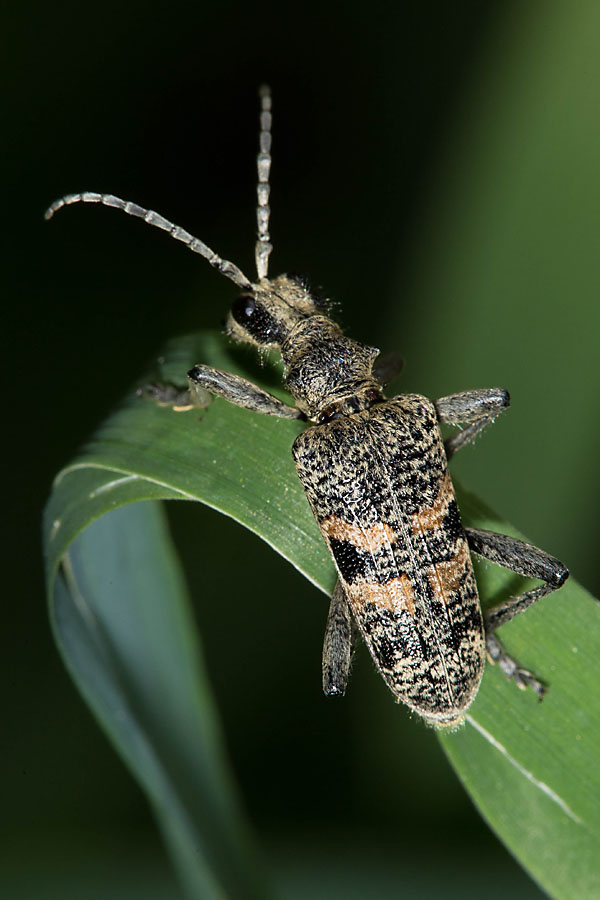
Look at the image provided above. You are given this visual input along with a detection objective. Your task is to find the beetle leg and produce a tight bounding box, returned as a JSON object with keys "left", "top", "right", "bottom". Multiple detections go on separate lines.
{"left": 143, "top": 382, "right": 207, "bottom": 411}
{"left": 465, "top": 527, "right": 568, "bottom": 696}
{"left": 187, "top": 364, "right": 306, "bottom": 419}
{"left": 435, "top": 388, "right": 510, "bottom": 459}
{"left": 322, "top": 580, "right": 355, "bottom": 696}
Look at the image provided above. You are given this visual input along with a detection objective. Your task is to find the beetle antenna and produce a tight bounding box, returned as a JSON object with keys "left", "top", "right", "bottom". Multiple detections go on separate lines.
{"left": 44, "top": 192, "right": 253, "bottom": 290}
{"left": 255, "top": 85, "right": 273, "bottom": 281}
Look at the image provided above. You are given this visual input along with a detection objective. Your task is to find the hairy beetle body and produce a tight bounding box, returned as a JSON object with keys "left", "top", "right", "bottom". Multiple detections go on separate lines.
{"left": 293, "top": 395, "right": 484, "bottom": 726}
{"left": 46, "top": 87, "right": 569, "bottom": 727}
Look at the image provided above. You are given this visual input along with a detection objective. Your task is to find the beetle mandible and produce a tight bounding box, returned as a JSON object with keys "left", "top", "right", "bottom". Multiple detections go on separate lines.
{"left": 46, "top": 86, "right": 568, "bottom": 728}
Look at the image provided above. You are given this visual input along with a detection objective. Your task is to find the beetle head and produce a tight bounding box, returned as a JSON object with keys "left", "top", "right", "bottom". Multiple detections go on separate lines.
{"left": 225, "top": 274, "right": 322, "bottom": 349}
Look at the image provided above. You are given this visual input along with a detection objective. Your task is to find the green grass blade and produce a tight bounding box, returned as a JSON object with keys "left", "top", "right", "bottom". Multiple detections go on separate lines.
{"left": 44, "top": 331, "right": 600, "bottom": 900}
{"left": 48, "top": 500, "right": 270, "bottom": 900}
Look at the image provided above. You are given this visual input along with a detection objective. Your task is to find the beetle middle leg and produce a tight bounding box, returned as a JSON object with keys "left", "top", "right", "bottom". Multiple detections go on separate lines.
{"left": 465, "top": 528, "right": 568, "bottom": 696}
{"left": 435, "top": 388, "right": 510, "bottom": 459}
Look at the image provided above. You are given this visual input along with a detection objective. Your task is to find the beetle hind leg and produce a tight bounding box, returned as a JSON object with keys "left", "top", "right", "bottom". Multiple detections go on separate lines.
{"left": 485, "top": 633, "right": 547, "bottom": 698}
{"left": 465, "top": 527, "right": 568, "bottom": 697}
{"left": 322, "top": 580, "right": 356, "bottom": 696}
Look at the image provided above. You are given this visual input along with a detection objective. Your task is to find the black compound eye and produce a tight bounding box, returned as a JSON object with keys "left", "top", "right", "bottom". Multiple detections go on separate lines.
{"left": 230, "top": 293, "right": 285, "bottom": 344}
{"left": 231, "top": 294, "right": 257, "bottom": 324}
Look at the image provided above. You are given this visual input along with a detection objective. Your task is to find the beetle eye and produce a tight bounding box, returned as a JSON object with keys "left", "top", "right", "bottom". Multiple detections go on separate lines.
{"left": 230, "top": 292, "right": 285, "bottom": 344}
{"left": 231, "top": 294, "right": 257, "bottom": 324}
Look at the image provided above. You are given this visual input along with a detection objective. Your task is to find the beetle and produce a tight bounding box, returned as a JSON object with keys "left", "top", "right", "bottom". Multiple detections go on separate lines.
{"left": 46, "top": 86, "right": 568, "bottom": 727}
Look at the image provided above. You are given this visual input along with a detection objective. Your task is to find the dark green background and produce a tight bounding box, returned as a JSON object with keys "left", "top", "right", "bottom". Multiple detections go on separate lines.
{"left": 4, "top": 1, "right": 599, "bottom": 897}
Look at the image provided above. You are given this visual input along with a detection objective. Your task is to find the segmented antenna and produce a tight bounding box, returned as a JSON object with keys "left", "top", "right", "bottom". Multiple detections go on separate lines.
{"left": 44, "top": 193, "right": 253, "bottom": 290}
{"left": 255, "top": 85, "right": 273, "bottom": 281}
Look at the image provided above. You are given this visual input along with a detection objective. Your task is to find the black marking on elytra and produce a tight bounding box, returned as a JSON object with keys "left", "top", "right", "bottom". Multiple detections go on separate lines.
{"left": 443, "top": 499, "right": 463, "bottom": 542}
{"left": 373, "top": 633, "right": 398, "bottom": 670}
{"left": 329, "top": 539, "right": 368, "bottom": 583}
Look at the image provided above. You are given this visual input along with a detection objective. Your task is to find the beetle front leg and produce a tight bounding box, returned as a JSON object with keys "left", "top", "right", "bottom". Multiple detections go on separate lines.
{"left": 435, "top": 388, "right": 510, "bottom": 459}
{"left": 187, "top": 364, "right": 306, "bottom": 419}
{"left": 143, "top": 382, "right": 208, "bottom": 410}
{"left": 322, "top": 580, "right": 355, "bottom": 696}
{"left": 465, "top": 527, "right": 569, "bottom": 696}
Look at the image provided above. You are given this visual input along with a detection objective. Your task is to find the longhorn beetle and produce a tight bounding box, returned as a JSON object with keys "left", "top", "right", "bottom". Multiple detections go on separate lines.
{"left": 46, "top": 87, "right": 568, "bottom": 728}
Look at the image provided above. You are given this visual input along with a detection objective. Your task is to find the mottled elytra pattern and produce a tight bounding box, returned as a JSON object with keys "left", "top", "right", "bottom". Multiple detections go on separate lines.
{"left": 46, "top": 86, "right": 569, "bottom": 728}
{"left": 293, "top": 395, "right": 484, "bottom": 724}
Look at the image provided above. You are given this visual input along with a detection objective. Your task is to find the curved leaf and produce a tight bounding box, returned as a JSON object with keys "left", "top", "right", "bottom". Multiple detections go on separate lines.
{"left": 44, "top": 331, "right": 600, "bottom": 900}
{"left": 53, "top": 503, "right": 267, "bottom": 900}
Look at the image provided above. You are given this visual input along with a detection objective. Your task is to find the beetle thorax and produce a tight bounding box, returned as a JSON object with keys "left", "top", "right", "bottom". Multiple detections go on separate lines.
{"left": 282, "top": 316, "right": 382, "bottom": 421}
